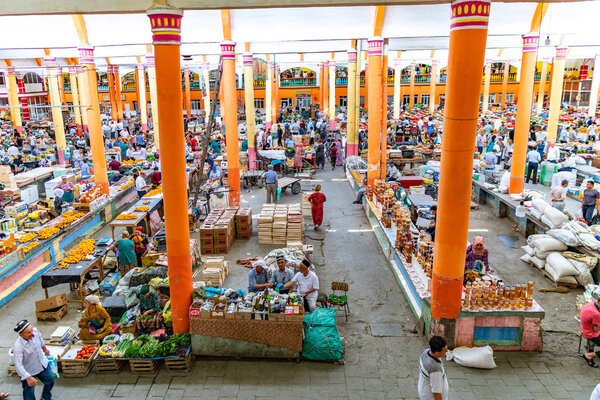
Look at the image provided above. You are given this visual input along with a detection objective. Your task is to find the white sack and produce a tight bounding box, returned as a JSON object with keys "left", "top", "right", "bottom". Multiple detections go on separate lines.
{"left": 543, "top": 207, "right": 568, "bottom": 228}
{"left": 531, "top": 198, "right": 549, "bottom": 213}
{"left": 534, "top": 248, "right": 550, "bottom": 260}
{"left": 530, "top": 256, "right": 546, "bottom": 270}
{"left": 529, "top": 208, "right": 542, "bottom": 220}
{"left": 520, "top": 254, "right": 531, "bottom": 263}
{"left": 547, "top": 229, "right": 580, "bottom": 247}
{"left": 544, "top": 262, "right": 578, "bottom": 284}
{"left": 521, "top": 245, "right": 535, "bottom": 256}
{"left": 541, "top": 215, "right": 555, "bottom": 229}
{"left": 447, "top": 346, "right": 497, "bottom": 369}
{"left": 531, "top": 237, "right": 568, "bottom": 252}
{"left": 545, "top": 252, "right": 579, "bottom": 277}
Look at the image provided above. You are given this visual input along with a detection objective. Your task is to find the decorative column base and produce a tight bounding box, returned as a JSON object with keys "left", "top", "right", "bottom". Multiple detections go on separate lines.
{"left": 248, "top": 148, "right": 257, "bottom": 171}
{"left": 142, "top": 124, "right": 148, "bottom": 132}
{"left": 346, "top": 143, "right": 358, "bottom": 157}
{"left": 57, "top": 150, "right": 65, "bottom": 165}
{"left": 329, "top": 120, "right": 335, "bottom": 130}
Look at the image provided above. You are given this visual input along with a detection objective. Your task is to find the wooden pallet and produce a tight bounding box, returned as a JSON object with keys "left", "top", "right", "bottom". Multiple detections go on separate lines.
{"left": 94, "top": 357, "right": 126, "bottom": 374}
{"left": 164, "top": 349, "right": 194, "bottom": 373}
{"left": 61, "top": 358, "right": 94, "bottom": 378}
{"left": 129, "top": 359, "right": 163, "bottom": 375}
{"left": 530, "top": 262, "right": 579, "bottom": 289}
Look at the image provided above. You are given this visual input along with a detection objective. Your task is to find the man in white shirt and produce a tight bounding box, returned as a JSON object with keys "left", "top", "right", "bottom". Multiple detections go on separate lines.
{"left": 475, "top": 132, "right": 486, "bottom": 154}
{"left": 7, "top": 143, "right": 19, "bottom": 158}
{"left": 135, "top": 171, "right": 148, "bottom": 198}
{"left": 550, "top": 179, "right": 569, "bottom": 212}
{"left": 284, "top": 260, "right": 319, "bottom": 312}
{"left": 13, "top": 320, "right": 54, "bottom": 400}
{"left": 526, "top": 147, "right": 542, "bottom": 184}
{"left": 387, "top": 162, "right": 401, "bottom": 181}
{"left": 417, "top": 118, "right": 424, "bottom": 133}
{"left": 418, "top": 336, "right": 449, "bottom": 400}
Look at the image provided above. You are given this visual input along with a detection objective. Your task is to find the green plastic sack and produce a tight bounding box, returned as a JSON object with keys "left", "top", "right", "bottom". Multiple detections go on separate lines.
{"left": 302, "top": 325, "right": 343, "bottom": 361}
{"left": 303, "top": 308, "right": 336, "bottom": 329}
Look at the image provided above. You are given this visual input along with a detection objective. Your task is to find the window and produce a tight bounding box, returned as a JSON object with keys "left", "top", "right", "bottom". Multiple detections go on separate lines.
{"left": 387, "top": 95, "right": 394, "bottom": 105}
{"left": 414, "top": 94, "right": 419, "bottom": 104}
{"left": 421, "top": 94, "right": 430, "bottom": 106}
{"left": 132, "top": 101, "right": 138, "bottom": 111}
{"left": 488, "top": 93, "right": 496, "bottom": 104}
{"left": 497, "top": 93, "right": 502, "bottom": 104}
{"left": 191, "top": 100, "right": 201, "bottom": 110}
{"left": 254, "top": 98, "right": 265, "bottom": 109}
{"left": 0, "top": 73, "right": 5, "bottom": 86}
{"left": 403, "top": 95, "right": 410, "bottom": 104}
{"left": 23, "top": 72, "right": 42, "bottom": 84}
{"left": 359, "top": 96, "right": 365, "bottom": 106}
{"left": 562, "top": 92, "right": 571, "bottom": 103}
{"left": 0, "top": 98, "right": 8, "bottom": 107}
{"left": 339, "top": 96, "right": 347, "bottom": 107}
{"left": 280, "top": 98, "right": 293, "bottom": 108}
{"left": 506, "top": 93, "right": 514, "bottom": 103}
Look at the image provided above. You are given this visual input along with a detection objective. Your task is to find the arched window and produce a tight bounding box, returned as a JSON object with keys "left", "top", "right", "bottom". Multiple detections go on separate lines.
{"left": 23, "top": 72, "right": 42, "bottom": 84}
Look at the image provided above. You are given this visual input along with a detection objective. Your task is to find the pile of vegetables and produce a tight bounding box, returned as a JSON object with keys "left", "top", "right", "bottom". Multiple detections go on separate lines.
{"left": 122, "top": 333, "right": 191, "bottom": 359}
{"left": 98, "top": 342, "right": 116, "bottom": 357}
{"left": 75, "top": 345, "right": 96, "bottom": 360}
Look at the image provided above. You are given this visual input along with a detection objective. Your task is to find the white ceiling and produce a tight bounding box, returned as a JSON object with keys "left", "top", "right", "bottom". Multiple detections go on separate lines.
{"left": 1, "top": 2, "right": 600, "bottom": 70}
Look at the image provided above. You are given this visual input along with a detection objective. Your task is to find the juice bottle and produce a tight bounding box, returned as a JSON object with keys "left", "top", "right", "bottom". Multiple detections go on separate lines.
{"left": 527, "top": 279, "right": 533, "bottom": 298}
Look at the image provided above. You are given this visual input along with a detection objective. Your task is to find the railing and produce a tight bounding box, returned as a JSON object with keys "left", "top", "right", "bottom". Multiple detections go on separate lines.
{"left": 279, "top": 77, "right": 317, "bottom": 87}
{"left": 415, "top": 74, "right": 431, "bottom": 84}
{"left": 122, "top": 83, "right": 136, "bottom": 91}
{"left": 534, "top": 72, "right": 551, "bottom": 81}
{"left": 489, "top": 72, "right": 518, "bottom": 83}
{"left": 254, "top": 79, "right": 266, "bottom": 88}
{"left": 387, "top": 76, "right": 394, "bottom": 85}
{"left": 400, "top": 75, "right": 410, "bottom": 83}
{"left": 98, "top": 84, "right": 108, "bottom": 91}
{"left": 335, "top": 77, "right": 347, "bottom": 86}
{"left": 439, "top": 74, "right": 447, "bottom": 83}
{"left": 64, "top": 84, "right": 71, "bottom": 91}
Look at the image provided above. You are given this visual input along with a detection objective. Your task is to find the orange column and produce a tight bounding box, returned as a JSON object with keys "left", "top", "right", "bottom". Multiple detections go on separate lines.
{"left": 5, "top": 67, "right": 23, "bottom": 132}
{"left": 322, "top": 61, "right": 329, "bottom": 119}
{"left": 221, "top": 41, "right": 241, "bottom": 207}
{"left": 107, "top": 65, "right": 118, "bottom": 121}
{"left": 380, "top": 48, "right": 388, "bottom": 180}
{"left": 147, "top": 8, "right": 192, "bottom": 333}
{"left": 114, "top": 66, "right": 123, "bottom": 121}
{"left": 184, "top": 66, "right": 191, "bottom": 118}
{"left": 367, "top": 37, "right": 383, "bottom": 188}
{"left": 431, "top": 0, "right": 490, "bottom": 321}
{"left": 364, "top": 61, "right": 369, "bottom": 109}
{"left": 409, "top": 61, "right": 416, "bottom": 109}
{"left": 78, "top": 45, "right": 109, "bottom": 195}
{"left": 509, "top": 33, "right": 540, "bottom": 194}
{"left": 535, "top": 58, "right": 549, "bottom": 115}
{"left": 58, "top": 67, "right": 65, "bottom": 104}
{"left": 500, "top": 60, "right": 509, "bottom": 109}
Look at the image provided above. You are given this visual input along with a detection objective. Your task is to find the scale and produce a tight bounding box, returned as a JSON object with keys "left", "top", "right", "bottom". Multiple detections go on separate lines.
{"left": 96, "top": 238, "right": 114, "bottom": 247}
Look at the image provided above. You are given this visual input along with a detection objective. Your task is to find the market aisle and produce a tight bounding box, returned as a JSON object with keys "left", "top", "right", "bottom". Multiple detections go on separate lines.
{"left": 0, "top": 167, "right": 599, "bottom": 399}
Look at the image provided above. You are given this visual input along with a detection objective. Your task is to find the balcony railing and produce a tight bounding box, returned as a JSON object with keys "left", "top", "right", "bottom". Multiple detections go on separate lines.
{"left": 489, "top": 72, "right": 517, "bottom": 83}
{"left": 279, "top": 77, "right": 317, "bottom": 87}
{"left": 122, "top": 83, "right": 136, "bottom": 91}
{"left": 64, "top": 84, "right": 71, "bottom": 91}
{"left": 254, "top": 79, "right": 266, "bottom": 88}
{"left": 534, "top": 72, "right": 551, "bottom": 81}
{"left": 439, "top": 74, "right": 447, "bottom": 83}
{"left": 335, "top": 77, "right": 347, "bottom": 86}
{"left": 415, "top": 74, "right": 431, "bottom": 84}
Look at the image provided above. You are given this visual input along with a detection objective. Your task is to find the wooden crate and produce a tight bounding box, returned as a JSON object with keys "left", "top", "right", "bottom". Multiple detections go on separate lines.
{"left": 129, "top": 358, "right": 163, "bottom": 375}
{"left": 164, "top": 348, "right": 193, "bottom": 373}
{"left": 36, "top": 304, "right": 67, "bottom": 321}
{"left": 94, "top": 357, "right": 126, "bottom": 374}
{"left": 61, "top": 356, "right": 95, "bottom": 378}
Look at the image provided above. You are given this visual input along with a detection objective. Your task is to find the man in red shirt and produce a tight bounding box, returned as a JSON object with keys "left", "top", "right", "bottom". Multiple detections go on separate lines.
{"left": 108, "top": 156, "right": 121, "bottom": 172}
{"left": 580, "top": 290, "right": 600, "bottom": 367}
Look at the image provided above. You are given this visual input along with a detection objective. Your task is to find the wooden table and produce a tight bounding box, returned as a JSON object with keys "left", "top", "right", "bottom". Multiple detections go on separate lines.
{"left": 109, "top": 211, "right": 149, "bottom": 239}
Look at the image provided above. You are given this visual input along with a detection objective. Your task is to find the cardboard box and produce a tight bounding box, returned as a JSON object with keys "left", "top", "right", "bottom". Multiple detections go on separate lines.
{"left": 189, "top": 300, "right": 203, "bottom": 317}
{"left": 35, "top": 294, "right": 68, "bottom": 321}
{"left": 213, "top": 226, "right": 228, "bottom": 238}
{"left": 214, "top": 238, "right": 228, "bottom": 247}
{"left": 200, "top": 238, "right": 214, "bottom": 247}
{"left": 210, "top": 300, "right": 227, "bottom": 319}
{"left": 214, "top": 247, "right": 228, "bottom": 254}
{"left": 284, "top": 313, "right": 305, "bottom": 322}
{"left": 225, "top": 303, "right": 237, "bottom": 319}
{"left": 200, "top": 225, "right": 214, "bottom": 239}
{"left": 99, "top": 272, "right": 120, "bottom": 296}
{"left": 200, "top": 247, "right": 215, "bottom": 255}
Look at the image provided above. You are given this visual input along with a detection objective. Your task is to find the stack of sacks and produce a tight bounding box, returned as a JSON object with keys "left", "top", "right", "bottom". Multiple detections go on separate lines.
{"left": 541, "top": 206, "right": 569, "bottom": 229}
{"left": 544, "top": 252, "right": 580, "bottom": 285}
{"left": 529, "top": 199, "right": 549, "bottom": 220}
{"left": 561, "top": 251, "right": 598, "bottom": 286}
{"left": 520, "top": 234, "right": 568, "bottom": 270}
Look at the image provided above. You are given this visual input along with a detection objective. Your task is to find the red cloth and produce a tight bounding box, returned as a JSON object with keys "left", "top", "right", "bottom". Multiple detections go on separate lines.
{"left": 580, "top": 302, "right": 600, "bottom": 339}
{"left": 308, "top": 192, "right": 326, "bottom": 226}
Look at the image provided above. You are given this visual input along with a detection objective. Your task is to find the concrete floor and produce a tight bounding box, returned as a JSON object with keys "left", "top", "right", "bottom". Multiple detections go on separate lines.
{"left": 0, "top": 168, "right": 597, "bottom": 399}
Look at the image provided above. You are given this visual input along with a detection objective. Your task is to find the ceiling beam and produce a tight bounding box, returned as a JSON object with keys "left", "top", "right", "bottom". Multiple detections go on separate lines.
{"left": 35, "top": 58, "right": 42, "bottom": 66}
{"left": 373, "top": 5, "right": 386, "bottom": 37}
{"left": 71, "top": 14, "right": 89, "bottom": 43}
{"left": 221, "top": 9, "right": 231, "bottom": 41}
{"left": 4, "top": 60, "right": 11, "bottom": 67}
{"left": 530, "top": 2, "right": 549, "bottom": 32}
{"left": 0, "top": 0, "right": 579, "bottom": 16}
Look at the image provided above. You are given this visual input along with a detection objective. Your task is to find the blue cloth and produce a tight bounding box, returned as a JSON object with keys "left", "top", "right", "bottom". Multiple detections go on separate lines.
{"left": 80, "top": 163, "right": 90, "bottom": 176}
{"left": 22, "top": 365, "right": 54, "bottom": 400}
{"left": 248, "top": 268, "right": 270, "bottom": 292}
{"left": 526, "top": 150, "right": 541, "bottom": 164}
{"left": 264, "top": 170, "right": 278, "bottom": 184}
{"left": 483, "top": 152, "right": 497, "bottom": 169}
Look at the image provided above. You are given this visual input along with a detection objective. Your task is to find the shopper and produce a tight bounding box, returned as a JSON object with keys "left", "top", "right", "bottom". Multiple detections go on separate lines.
{"left": 110, "top": 231, "right": 137, "bottom": 275}
{"left": 525, "top": 146, "right": 541, "bottom": 184}
{"left": 135, "top": 171, "right": 149, "bottom": 198}
{"left": 579, "top": 290, "right": 600, "bottom": 367}
{"left": 248, "top": 260, "right": 272, "bottom": 293}
{"left": 418, "top": 335, "right": 449, "bottom": 400}
{"left": 315, "top": 139, "right": 325, "bottom": 169}
{"left": 150, "top": 167, "right": 162, "bottom": 188}
{"left": 329, "top": 144, "right": 338, "bottom": 170}
{"left": 108, "top": 155, "right": 121, "bottom": 171}
{"left": 57, "top": 175, "right": 76, "bottom": 203}
{"left": 582, "top": 180, "right": 600, "bottom": 225}
{"left": 308, "top": 185, "right": 327, "bottom": 230}
{"left": 284, "top": 260, "right": 319, "bottom": 313}
{"left": 550, "top": 179, "right": 569, "bottom": 212}
{"left": 13, "top": 320, "right": 54, "bottom": 400}
{"left": 264, "top": 164, "right": 278, "bottom": 204}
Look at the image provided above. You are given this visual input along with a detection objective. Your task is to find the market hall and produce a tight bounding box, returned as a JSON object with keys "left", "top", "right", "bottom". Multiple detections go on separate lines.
{"left": 1, "top": 0, "right": 600, "bottom": 398}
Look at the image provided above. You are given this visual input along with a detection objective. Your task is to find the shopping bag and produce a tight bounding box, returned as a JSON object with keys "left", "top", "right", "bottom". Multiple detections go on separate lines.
{"left": 276, "top": 187, "right": 281, "bottom": 200}
{"left": 47, "top": 356, "right": 59, "bottom": 378}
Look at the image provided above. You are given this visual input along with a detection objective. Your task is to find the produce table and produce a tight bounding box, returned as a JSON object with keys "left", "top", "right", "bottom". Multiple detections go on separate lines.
{"left": 189, "top": 317, "right": 303, "bottom": 358}
{"left": 41, "top": 245, "right": 111, "bottom": 303}
{"left": 109, "top": 212, "right": 148, "bottom": 239}
{"left": 346, "top": 169, "right": 545, "bottom": 351}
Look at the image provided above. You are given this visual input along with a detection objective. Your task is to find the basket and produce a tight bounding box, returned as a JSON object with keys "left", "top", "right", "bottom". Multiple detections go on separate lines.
{"left": 164, "top": 347, "right": 194, "bottom": 373}
{"left": 128, "top": 358, "right": 163, "bottom": 375}
{"left": 94, "top": 356, "right": 126, "bottom": 374}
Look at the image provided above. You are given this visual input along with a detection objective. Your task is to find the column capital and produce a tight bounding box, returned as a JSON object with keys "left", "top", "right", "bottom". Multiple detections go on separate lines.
{"left": 394, "top": 59, "right": 402, "bottom": 67}
{"left": 432, "top": 59, "right": 438, "bottom": 66}
{"left": 268, "top": 61, "right": 274, "bottom": 69}
{"left": 555, "top": 46, "right": 568, "bottom": 59}
{"left": 522, "top": 32, "right": 539, "bottom": 53}
{"left": 367, "top": 37, "right": 384, "bottom": 56}
{"left": 543, "top": 57, "right": 551, "bottom": 63}
{"left": 202, "top": 61, "right": 209, "bottom": 70}
{"left": 485, "top": 58, "right": 491, "bottom": 65}
{"left": 347, "top": 50, "right": 357, "bottom": 63}
{"left": 220, "top": 41, "right": 236, "bottom": 59}
{"left": 183, "top": 65, "right": 190, "bottom": 71}
{"left": 329, "top": 60, "right": 336, "bottom": 68}
{"left": 323, "top": 61, "right": 329, "bottom": 68}
{"left": 44, "top": 56, "right": 57, "bottom": 68}
{"left": 147, "top": 8, "right": 183, "bottom": 45}
{"left": 146, "top": 54, "right": 155, "bottom": 67}
{"left": 450, "top": 0, "right": 490, "bottom": 31}
{"left": 68, "top": 66, "right": 77, "bottom": 74}
{"left": 411, "top": 60, "right": 416, "bottom": 68}
{"left": 113, "top": 65, "right": 119, "bottom": 74}
{"left": 5, "top": 66, "right": 15, "bottom": 75}
{"left": 78, "top": 44, "right": 94, "bottom": 64}
{"left": 137, "top": 64, "right": 145, "bottom": 71}
{"left": 243, "top": 53, "right": 253, "bottom": 66}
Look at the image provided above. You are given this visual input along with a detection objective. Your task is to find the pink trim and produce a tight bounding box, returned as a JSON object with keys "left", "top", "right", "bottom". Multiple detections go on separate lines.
{"left": 329, "top": 120, "right": 335, "bottom": 130}
{"left": 248, "top": 147, "right": 257, "bottom": 170}
{"left": 266, "top": 122, "right": 272, "bottom": 130}
{"left": 346, "top": 143, "right": 358, "bottom": 157}
{"left": 142, "top": 124, "right": 148, "bottom": 132}
{"left": 57, "top": 150, "right": 65, "bottom": 165}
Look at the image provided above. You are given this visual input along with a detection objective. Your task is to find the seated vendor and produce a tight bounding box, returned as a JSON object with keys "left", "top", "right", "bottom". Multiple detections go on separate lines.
{"left": 395, "top": 185, "right": 411, "bottom": 207}
{"left": 208, "top": 165, "right": 222, "bottom": 184}
{"left": 387, "top": 162, "right": 400, "bottom": 181}
{"left": 134, "top": 286, "right": 164, "bottom": 335}
{"left": 352, "top": 177, "right": 368, "bottom": 205}
{"left": 580, "top": 289, "right": 600, "bottom": 367}
{"left": 248, "top": 259, "right": 271, "bottom": 292}
{"left": 465, "top": 236, "right": 491, "bottom": 274}
{"left": 78, "top": 295, "right": 113, "bottom": 341}
{"left": 283, "top": 260, "right": 319, "bottom": 313}
{"left": 270, "top": 255, "right": 294, "bottom": 293}
{"left": 109, "top": 170, "right": 122, "bottom": 183}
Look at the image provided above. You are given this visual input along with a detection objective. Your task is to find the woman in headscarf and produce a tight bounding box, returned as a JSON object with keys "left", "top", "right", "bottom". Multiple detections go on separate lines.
{"left": 308, "top": 184, "right": 327, "bottom": 230}
{"left": 78, "top": 295, "right": 113, "bottom": 341}
{"left": 132, "top": 227, "right": 148, "bottom": 268}
{"left": 465, "top": 236, "right": 490, "bottom": 273}
{"left": 110, "top": 231, "right": 138, "bottom": 276}
{"left": 335, "top": 138, "right": 344, "bottom": 166}
{"left": 210, "top": 138, "right": 221, "bottom": 155}
{"left": 57, "top": 176, "right": 75, "bottom": 204}
{"left": 294, "top": 140, "right": 305, "bottom": 173}
{"left": 135, "top": 286, "right": 164, "bottom": 335}
{"left": 53, "top": 187, "right": 64, "bottom": 215}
